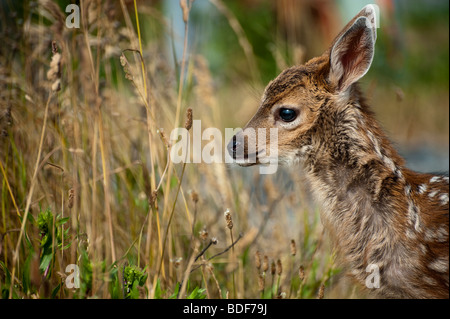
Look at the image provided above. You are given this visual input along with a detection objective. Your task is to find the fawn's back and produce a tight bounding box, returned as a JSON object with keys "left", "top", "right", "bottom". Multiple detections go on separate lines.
{"left": 228, "top": 5, "right": 449, "bottom": 298}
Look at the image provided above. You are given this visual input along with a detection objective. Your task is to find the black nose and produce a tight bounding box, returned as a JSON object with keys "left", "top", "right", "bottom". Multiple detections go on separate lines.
{"left": 227, "top": 135, "right": 240, "bottom": 159}
{"left": 231, "top": 136, "right": 240, "bottom": 150}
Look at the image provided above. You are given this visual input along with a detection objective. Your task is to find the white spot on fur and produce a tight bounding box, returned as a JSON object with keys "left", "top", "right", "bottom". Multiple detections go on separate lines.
{"left": 436, "top": 227, "right": 449, "bottom": 242}
{"left": 367, "top": 131, "right": 382, "bottom": 158}
{"left": 407, "top": 202, "right": 421, "bottom": 232}
{"left": 418, "top": 184, "right": 428, "bottom": 194}
{"left": 430, "top": 176, "right": 441, "bottom": 183}
{"left": 419, "top": 244, "right": 428, "bottom": 255}
{"left": 429, "top": 190, "right": 438, "bottom": 198}
{"left": 404, "top": 184, "right": 421, "bottom": 232}
{"left": 406, "top": 228, "right": 416, "bottom": 240}
{"left": 439, "top": 193, "right": 449, "bottom": 206}
{"left": 428, "top": 257, "right": 449, "bottom": 273}
{"left": 382, "top": 155, "right": 397, "bottom": 174}
{"left": 424, "top": 227, "right": 449, "bottom": 242}
{"left": 367, "top": 131, "right": 403, "bottom": 179}
{"left": 423, "top": 276, "right": 437, "bottom": 286}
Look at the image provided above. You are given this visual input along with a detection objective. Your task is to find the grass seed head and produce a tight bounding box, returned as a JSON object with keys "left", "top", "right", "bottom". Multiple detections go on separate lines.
{"left": 190, "top": 190, "right": 199, "bottom": 204}
{"left": 149, "top": 190, "right": 158, "bottom": 208}
{"left": 224, "top": 209, "right": 233, "bottom": 230}
{"left": 199, "top": 228, "right": 209, "bottom": 241}
{"left": 277, "top": 292, "right": 286, "bottom": 299}
{"left": 180, "top": 0, "right": 189, "bottom": 23}
{"left": 157, "top": 128, "right": 171, "bottom": 148}
{"left": 255, "top": 250, "right": 261, "bottom": 270}
{"left": 170, "top": 257, "right": 182, "bottom": 268}
{"left": 258, "top": 273, "right": 265, "bottom": 292}
{"left": 47, "top": 41, "right": 61, "bottom": 92}
{"left": 276, "top": 259, "right": 282, "bottom": 276}
{"left": 271, "top": 260, "right": 276, "bottom": 276}
{"left": 317, "top": 283, "right": 325, "bottom": 299}
{"left": 290, "top": 239, "right": 296, "bottom": 256}
{"left": 68, "top": 188, "right": 75, "bottom": 209}
{"left": 262, "top": 255, "right": 269, "bottom": 273}
{"left": 185, "top": 107, "right": 193, "bottom": 131}
{"left": 298, "top": 265, "right": 305, "bottom": 282}
{"left": 120, "top": 53, "right": 133, "bottom": 81}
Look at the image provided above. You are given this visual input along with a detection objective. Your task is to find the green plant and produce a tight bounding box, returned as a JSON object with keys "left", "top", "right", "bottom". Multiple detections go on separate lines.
{"left": 123, "top": 265, "right": 148, "bottom": 299}
{"left": 36, "top": 208, "right": 70, "bottom": 276}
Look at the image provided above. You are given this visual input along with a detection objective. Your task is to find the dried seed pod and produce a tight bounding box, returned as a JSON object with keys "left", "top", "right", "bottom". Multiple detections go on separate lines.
{"left": 317, "top": 283, "right": 325, "bottom": 299}
{"left": 157, "top": 129, "right": 170, "bottom": 148}
{"left": 199, "top": 228, "right": 209, "bottom": 241}
{"left": 271, "top": 260, "right": 276, "bottom": 276}
{"left": 258, "top": 273, "right": 265, "bottom": 292}
{"left": 47, "top": 41, "right": 61, "bottom": 92}
{"left": 119, "top": 53, "right": 133, "bottom": 81}
{"left": 277, "top": 292, "right": 286, "bottom": 299}
{"left": 262, "top": 255, "right": 269, "bottom": 273}
{"left": 170, "top": 257, "right": 182, "bottom": 268}
{"left": 68, "top": 188, "right": 75, "bottom": 209}
{"left": 190, "top": 190, "right": 199, "bottom": 204}
{"left": 224, "top": 209, "right": 233, "bottom": 230}
{"left": 255, "top": 251, "right": 261, "bottom": 270}
{"left": 290, "top": 239, "right": 296, "bottom": 257}
{"left": 185, "top": 107, "right": 193, "bottom": 131}
{"left": 276, "top": 259, "right": 282, "bottom": 276}
{"left": 180, "top": 0, "right": 189, "bottom": 23}
{"left": 298, "top": 265, "right": 305, "bottom": 282}
{"left": 148, "top": 190, "right": 158, "bottom": 208}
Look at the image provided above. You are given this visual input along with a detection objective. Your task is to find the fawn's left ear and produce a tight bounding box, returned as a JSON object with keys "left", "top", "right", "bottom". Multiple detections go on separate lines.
{"left": 328, "top": 5, "right": 377, "bottom": 93}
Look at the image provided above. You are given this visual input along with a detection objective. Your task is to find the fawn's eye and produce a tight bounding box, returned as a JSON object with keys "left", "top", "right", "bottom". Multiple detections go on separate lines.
{"left": 278, "top": 108, "right": 297, "bottom": 122}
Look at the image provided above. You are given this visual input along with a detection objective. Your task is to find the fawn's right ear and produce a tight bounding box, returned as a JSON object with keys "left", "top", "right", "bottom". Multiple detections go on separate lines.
{"left": 328, "top": 5, "right": 377, "bottom": 93}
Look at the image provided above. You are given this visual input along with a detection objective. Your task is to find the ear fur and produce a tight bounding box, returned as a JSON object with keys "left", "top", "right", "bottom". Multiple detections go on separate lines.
{"left": 328, "top": 5, "right": 377, "bottom": 92}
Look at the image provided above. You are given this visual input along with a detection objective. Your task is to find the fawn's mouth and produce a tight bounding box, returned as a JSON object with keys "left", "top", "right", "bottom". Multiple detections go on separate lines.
{"left": 236, "top": 151, "right": 260, "bottom": 167}
{"left": 233, "top": 150, "right": 261, "bottom": 167}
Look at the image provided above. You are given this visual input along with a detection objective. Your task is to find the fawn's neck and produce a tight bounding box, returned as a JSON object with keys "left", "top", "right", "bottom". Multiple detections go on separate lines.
{"left": 305, "top": 87, "right": 406, "bottom": 205}
{"left": 302, "top": 87, "right": 414, "bottom": 281}
{"left": 300, "top": 86, "right": 448, "bottom": 298}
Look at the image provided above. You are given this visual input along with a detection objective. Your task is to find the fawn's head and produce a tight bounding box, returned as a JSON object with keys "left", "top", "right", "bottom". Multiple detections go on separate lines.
{"left": 228, "top": 5, "right": 378, "bottom": 167}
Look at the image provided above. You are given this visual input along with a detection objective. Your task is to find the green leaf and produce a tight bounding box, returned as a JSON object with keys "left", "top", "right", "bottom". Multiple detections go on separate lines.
{"left": 56, "top": 216, "right": 69, "bottom": 226}
{"left": 51, "top": 283, "right": 61, "bottom": 298}
{"left": 129, "top": 281, "right": 140, "bottom": 299}
{"left": 154, "top": 278, "right": 163, "bottom": 299}
{"left": 187, "top": 286, "right": 206, "bottom": 299}
{"left": 22, "top": 253, "right": 33, "bottom": 294}
{"left": 169, "top": 282, "right": 180, "bottom": 299}
{"left": 108, "top": 265, "right": 121, "bottom": 299}
{"left": 39, "top": 253, "right": 52, "bottom": 273}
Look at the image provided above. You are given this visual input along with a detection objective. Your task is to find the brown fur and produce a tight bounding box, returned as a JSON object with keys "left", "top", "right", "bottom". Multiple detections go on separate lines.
{"left": 229, "top": 6, "right": 449, "bottom": 298}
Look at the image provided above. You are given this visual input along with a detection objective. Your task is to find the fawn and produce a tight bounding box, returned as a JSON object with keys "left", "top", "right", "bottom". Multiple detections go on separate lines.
{"left": 227, "top": 5, "right": 449, "bottom": 298}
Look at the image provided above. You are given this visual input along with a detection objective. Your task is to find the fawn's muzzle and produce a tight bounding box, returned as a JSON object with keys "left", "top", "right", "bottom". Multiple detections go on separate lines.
{"left": 227, "top": 131, "right": 258, "bottom": 166}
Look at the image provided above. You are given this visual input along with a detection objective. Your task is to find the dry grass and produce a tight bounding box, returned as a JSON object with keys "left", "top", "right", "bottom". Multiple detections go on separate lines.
{"left": 0, "top": 0, "right": 447, "bottom": 299}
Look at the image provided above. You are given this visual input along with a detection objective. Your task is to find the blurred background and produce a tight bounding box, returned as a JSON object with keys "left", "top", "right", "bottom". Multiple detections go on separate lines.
{"left": 0, "top": 0, "right": 448, "bottom": 299}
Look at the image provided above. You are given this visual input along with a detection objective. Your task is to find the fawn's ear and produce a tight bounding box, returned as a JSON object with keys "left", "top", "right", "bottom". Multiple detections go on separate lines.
{"left": 328, "top": 5, "right": 377, "bottom": 92}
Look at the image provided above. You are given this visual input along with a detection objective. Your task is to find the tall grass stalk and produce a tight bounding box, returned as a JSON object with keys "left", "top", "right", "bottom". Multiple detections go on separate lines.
{"left": 132, "top": 0, "right": 156, "bottom": 271}
{"left": 155, "top": 0, "right": 192, "bottom": 294}
{"left": 9, "top": 91, "right": 53, "bottom": 298}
